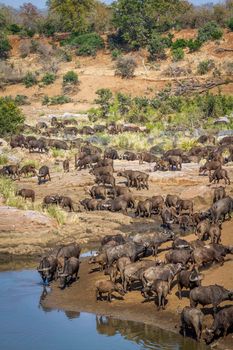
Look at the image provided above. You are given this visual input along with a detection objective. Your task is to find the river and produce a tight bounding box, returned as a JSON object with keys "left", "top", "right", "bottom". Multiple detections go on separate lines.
{"left": 0, "top": 269, "right": 208, "bottom": 350}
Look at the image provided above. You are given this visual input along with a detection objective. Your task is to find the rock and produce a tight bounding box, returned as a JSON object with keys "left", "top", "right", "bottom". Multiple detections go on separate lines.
{"left": 214, "top": 116, "right": 230, "bottom": 125}
{"left": 0, "top": 206, "right": 58, "bottom": 255}
{"left": 0, "top": 138, "right": 8, "bottom": 148}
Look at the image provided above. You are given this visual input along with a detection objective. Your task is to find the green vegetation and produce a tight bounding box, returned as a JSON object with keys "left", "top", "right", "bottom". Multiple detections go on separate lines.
{"left": 93, "top": 89, "right": 233, "bottom": 132}
{"left": 0, "top": 177, "right": 30, "bottom": 210}
{"left": 0, "top": 154, "right": 8, "bottom": 165}
{"left": 172, "top": 48, "right": 184, "bottom": 62}
{"left": 95, "top": 89, "right": 113, "bottom": 118}
{"left": 228, "top": 17, "right": 233, "bottom": 31}
{"left": 62, "top": 32, "right": 104, "bottom": 56}
{"left": 197, "top": 59, "right": 215, "bottom": 75}
{"left": 172, "top": 39, "right": 187, "bottom": 50}
{"left": 0, "top": 97, "right": 25, "bottom": 137}
{"left": 14, "top": 95, "right": 30, "bottom": 106}
{"left": 148, "top": 33, "right": 167, "bottom": 61}
{"left": 23, "top": 72, "right": 38, "bottom": 88}
{"left": 0, "top": 35, "right": 11, "bottom": 59}
{"left": 63, "top": 71, "right": 79, "bottom": 85}
{"left": 41, "top": 72, "right": 56, "bottom": 85}
{"left": 112, "top": 0, "right": 187, "bottom": 49}
{"left": 48, "top": 0, "right": 93, "bottom": 32}
{"left": 197, "top": 21, "right": 223, "bottom": 43}
{"left": 42, "top": 95, "right": 72, "bottom": 106}
{"left": 186, "top": 39, "right": 202, "bottom": 53}
{"left": 51, "top": 148, "right": 65, "bottom": 158}
{"left": 111, "top": 49, "right": 122, "bottom": 60}
{"left": 46, "top": 205, "right": 67, "bottom": 225}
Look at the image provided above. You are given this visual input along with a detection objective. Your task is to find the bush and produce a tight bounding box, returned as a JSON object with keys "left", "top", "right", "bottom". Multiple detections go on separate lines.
{"left": 23, "top": 72, "right": 38, "bottom": 88}
{"left": 14, "top": 95, "right": 30, "bottom": 106}
{"left": 41, "top": 72, "right": 56, "bottom": 85}
{"left": 0, "top": 36, "right": 11, "bottom": 59}
{"left": 63, "top": 32, "right": 104, "bottom": 57}
{"left": 197, "top": 21, "right": 223, "bottom": 43}
{"left": 111, "top": 49, "right": 122, "bottom": 60}
{"left": 0, "top": 97, "right": 25, "bottom": 136}
{"left": 148, "top": 33, "right": 167, "bottom": 61}
{"left": 172, "top": 39, "right": 187, "bottom": 50}
{"left": 42, "top": 95, "right": 71, "bottom": 106}
{"left": 228, "top": 18, "right": 233, "bottom": 32}
{"left": 115, "top": 56, "right": 137, "bottom": 79}
{"left": 172, "top": 48, "right": 184, "bottom": 62}
{"left": 8, "top": 24, "right": 21, "bottom": 34}
{"left": 63, "top": 71, "right": 78, "bottom": 85}
{"left": 95, "top": 89, "right": 113, "bottom": 118}
{"left": 197, "top": 59, "right": 215, "bottom": 75}
{"left": 187, "top": 39, "right": 202, "bottom": 53}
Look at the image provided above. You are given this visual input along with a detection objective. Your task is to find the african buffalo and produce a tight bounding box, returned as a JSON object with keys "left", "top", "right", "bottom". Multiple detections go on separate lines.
{"left": 190, "top": 285, "right": 233, "bottom": 312}
{"left": 95, "top": 280, "right": 125, "bottom": 302}
{"left": 59, "top": 257, "right": 80, "bottom": 289}
{"left": 181, "top": 306, "right": 204, "bottom": 341}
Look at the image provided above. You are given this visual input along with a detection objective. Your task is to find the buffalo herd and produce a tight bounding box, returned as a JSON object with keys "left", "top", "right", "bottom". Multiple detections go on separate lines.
{"left": 0, "top": 117, "right": 233, "bottom": 344}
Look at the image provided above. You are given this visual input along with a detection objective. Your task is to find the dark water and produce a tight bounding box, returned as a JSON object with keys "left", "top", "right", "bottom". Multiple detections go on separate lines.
{"left": 0, "top": 270, "right": 208, "bottom": 350}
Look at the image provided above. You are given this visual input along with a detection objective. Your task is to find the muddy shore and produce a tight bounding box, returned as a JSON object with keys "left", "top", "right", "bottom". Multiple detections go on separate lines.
{"left": 41, "top": 220, "right": 233, "bottom": 350}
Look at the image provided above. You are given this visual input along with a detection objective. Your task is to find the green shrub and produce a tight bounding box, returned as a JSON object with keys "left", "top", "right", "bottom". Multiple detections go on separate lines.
{"left": 0, "top": 155, "right": 8, "bottom": 165}
{"left": 0, "top": 36, "right": 11, "bottom": 59}
{"left": 161, "top": 33, "right": 174, "bottom": 48}
{"left": 95, "top": 89, "right": 113, "bottom": 118}
{"left": 228, "top": 18, "right": 233, "bottom": 32}
{"left": 172, "top": 48, "right": 184, "bottom": 61}
{"left": 197, "top": 21, "right": 223, "bottom": 43}
{"left": 0, "top": 97, "right": 25, "bottom": 136}
{"left": 197, "top": 59, "right": 215, "bottom": 75}
{"left": 42, "top": 72, "right": 56, "bottom": 85}
{"left": 51, "top": 148, "right": 65, "bottom": 158}
{"left": 115, "top": 56, "right": 137, "bottom": 79}
{"left": 14, "top": 95, "right": 30, "bottom": 106}
{"left": 23, "top": 72, "right": 38, "bottom": 88}
{"left": 8, "top": 24, "right": 21, "bottom": 34}
{"left": 111, "top": 49, "right": 122, "bottom": 60}
{"left": 148, "top": 33, "right": 166, "bottom": 61}
{"left": 63, "top": 71, "right": 78, "bottom": 85}
{"left": 42, "top": 95, "right": 71, "bottom": 106}
{"left": 172, "top": 39, "right": 187, "bottom": 50}
{"left": 64, "top": 32, "right": 104, "bottom": 56}
{"left": 187, "top": 39, "right": 202, "bottom": 53}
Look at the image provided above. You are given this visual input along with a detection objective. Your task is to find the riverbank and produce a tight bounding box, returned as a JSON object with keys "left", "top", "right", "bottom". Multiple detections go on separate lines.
{"left": 41, "top": 220, "right": 233, "bottom": 350}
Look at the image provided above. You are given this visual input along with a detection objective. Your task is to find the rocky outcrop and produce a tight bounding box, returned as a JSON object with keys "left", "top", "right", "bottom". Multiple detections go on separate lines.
{"left": 0, "top": 206, "right": 58, "bottom": 255}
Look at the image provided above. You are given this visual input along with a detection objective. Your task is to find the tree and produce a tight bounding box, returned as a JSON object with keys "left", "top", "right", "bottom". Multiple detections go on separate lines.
{"left": 19, "top": 3, "right": 41, "bottom": 33}
{"left": 95, "top": 89, "right": 113, "bottom": 118}
{"left": 0, "top": 97, "right": 25, "bottom": 136}
{"left": 47, "top": 0, "right": 94, "bottom": 32}
{"left": 112, "top": 0, "right": 188, "bottom": 49}
{"left": 89, "top": 1, "right": 113, "bottom": 33}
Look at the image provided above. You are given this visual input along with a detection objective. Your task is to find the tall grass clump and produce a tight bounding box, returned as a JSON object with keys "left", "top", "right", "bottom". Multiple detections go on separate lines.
{"left": 46, "top": 205, "right": 67, "bottom": 225}
{"left": 0, "top": 177, "right": 30, "bottom": 209}
{"left": 51, "top": 148, "right": 65, "bottom": 158}
{"left": 178, "top": 138, "right": 198, "bottom": 151}
{"left": 111, "top": 132, "right": 148, "bottom": 151}
{"left": 0, "top": 154, "right": 8, "bottom": 165}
